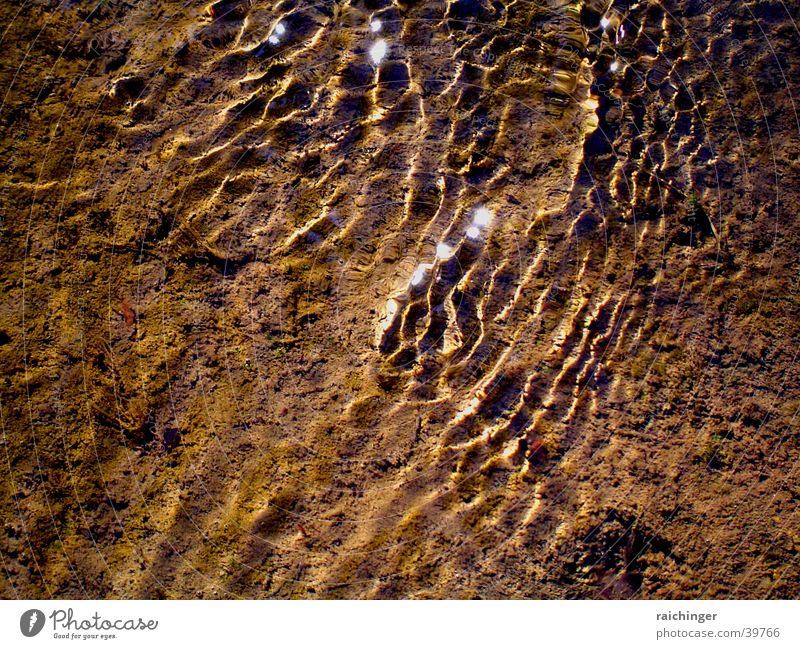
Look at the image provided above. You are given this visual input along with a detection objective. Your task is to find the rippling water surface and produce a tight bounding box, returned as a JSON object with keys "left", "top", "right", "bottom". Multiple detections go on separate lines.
{"left": 1, "top": 0, "right": 799, "bottom": 598}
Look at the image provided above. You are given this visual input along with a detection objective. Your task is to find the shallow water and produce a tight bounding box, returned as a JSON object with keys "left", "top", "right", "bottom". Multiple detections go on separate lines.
{"left": 1, "top": 0, "right": 799, "bottom": 598}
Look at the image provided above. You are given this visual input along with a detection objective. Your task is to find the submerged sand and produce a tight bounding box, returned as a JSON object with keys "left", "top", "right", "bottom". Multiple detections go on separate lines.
{"left": 1, "top": 0, "right": 799, "bottom": 598}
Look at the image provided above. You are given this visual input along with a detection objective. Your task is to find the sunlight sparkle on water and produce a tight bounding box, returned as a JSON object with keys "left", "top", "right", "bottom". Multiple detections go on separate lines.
{"left": 385, "top": 298, "right": 398, "bottom": 320}
{"left": 410, "top": 265, "right": 426, "bottom": 286}
{"left": 473, "top": 206, "right": 493, "bottom": 227}
{"left": 370, "top": 39, "right": 387, "bottom": 65}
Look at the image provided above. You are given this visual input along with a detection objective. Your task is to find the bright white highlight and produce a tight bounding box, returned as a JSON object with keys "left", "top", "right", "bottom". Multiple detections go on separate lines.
{"left": 370, "top": 39, "right": 387, "bottom": 65}
{"left": 473, "top": 206, "right": 492, "bottom": 227}
{"left": 600, "top": 16, "right": 611, "bottom": 29}
{"left": 609, "top": 60, "right": 620, "bottom": 72}
{"left": 268, "top": 35, "right": 280, "bottom": 45}
{"left": 436, "top": 242, "right": 453, "bottom": 260}
{"left": 275, "top": 22, "right": 286, "bottom": 35}
{"left": 466, "top": 226, "right": 481, "bottom": 240}
{"left": 370, "top": 19, "right": 382, "bottom": 32}
{"left": 410, "top": 266, "right": 426, "bottom": 286}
